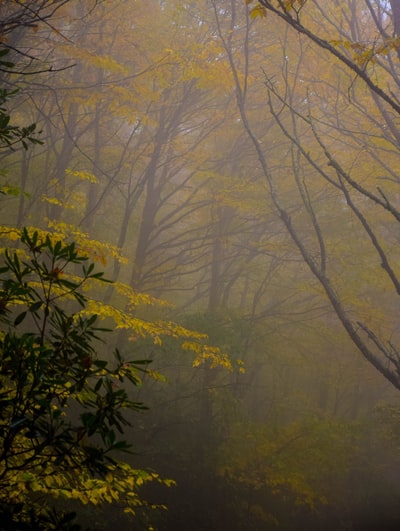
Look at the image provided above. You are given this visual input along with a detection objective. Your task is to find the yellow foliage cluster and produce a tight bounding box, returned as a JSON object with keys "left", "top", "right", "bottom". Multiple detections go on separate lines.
{"left": 219, "top": 412, "right": 371, "bottom": 521}
{"left": 1, "top": 451, "right": 172, "bottom": 515}
{"left": 65, "top": 168, "right": 98, "bottom": 184}
{"left": 248, "top": 0, "right": 307, "bottom": 18}
{"left": 185, "top": 341, "right": 233, "bottom": 370}
{"left": 67, "top": 46, "right": 129, "bottom": 75}
{"left": 113, "top": 281, "right": 171, "bottom": 310}
{"left": 329, "top": 36, "right": 400, "bottom": 67}
{"left": 46, "top": 220, "right": 127, "bottom": 265}
{"left": 84, "top": 297, "right": 233, "bottom": 370}
{"left": 0, "top": 225, "right": 233, "bottom": 372}
{"left": 0, "top": 222, "right": 126, "bottom": 267}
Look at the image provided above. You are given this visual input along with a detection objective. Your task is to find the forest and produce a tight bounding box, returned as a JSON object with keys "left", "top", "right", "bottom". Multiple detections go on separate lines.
{"left": 1, "top": 0, "right": 400, "bottom": 530}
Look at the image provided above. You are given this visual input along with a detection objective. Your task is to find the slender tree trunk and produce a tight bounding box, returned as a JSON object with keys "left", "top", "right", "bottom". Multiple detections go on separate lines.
{"left": 16, "top": 150, "right": 29, "bottom": 227}
{"left": 390, "top": 0, "right": 400, "bottom": 37}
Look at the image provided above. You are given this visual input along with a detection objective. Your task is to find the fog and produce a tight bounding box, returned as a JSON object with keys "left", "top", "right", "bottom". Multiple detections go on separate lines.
{"left": 1, "top": 0, "right": 400, "bottom": 530}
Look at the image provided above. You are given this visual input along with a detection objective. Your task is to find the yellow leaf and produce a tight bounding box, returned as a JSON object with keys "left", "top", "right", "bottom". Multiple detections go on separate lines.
{"left": 250, "top": 5, "right": 267, "bottom": 19}
{"left": 65, "top": 168, "right": 98, "bottom": 184}
{"left": 44, "top": 475, "right": 54, "bottom": 488}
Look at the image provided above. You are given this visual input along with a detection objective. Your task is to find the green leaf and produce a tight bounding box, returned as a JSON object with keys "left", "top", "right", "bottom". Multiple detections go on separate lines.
{"left": 14, "top": 311, "right": 27, "bottom": 326}
{"left": 93, "top": 360, "right": 108, "bottom": 369}
{"left": 29, "top": 301, "right": 42, "bottom": 313}
{"left": 94, "top": 378, "right": 103, "bottom": 392}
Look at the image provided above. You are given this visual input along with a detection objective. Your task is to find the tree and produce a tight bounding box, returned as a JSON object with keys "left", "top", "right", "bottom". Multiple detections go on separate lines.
{"left": 4, "top": 2, "right": 400, "bottom": 527}
{"left": 227, "top": 0, "right": 400, "bottom": 390}
{"left": 0, "top": 5, "right": 233, "bottom": 526}
{"left": 0, "top": 228, "right": 171, "bottom": 528}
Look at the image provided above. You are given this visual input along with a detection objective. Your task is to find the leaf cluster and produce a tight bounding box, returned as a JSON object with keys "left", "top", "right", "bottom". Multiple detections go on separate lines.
{"left": 0, "top": 229, "right": 154, "bottom": 526}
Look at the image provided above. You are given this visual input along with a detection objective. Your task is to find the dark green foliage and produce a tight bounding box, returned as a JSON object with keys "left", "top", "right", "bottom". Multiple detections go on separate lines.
{"left": 0, "top": 229, "right": 151, "bottom": 527}
{"left": 0, "top": 502, "right": 87, "bottom": 531}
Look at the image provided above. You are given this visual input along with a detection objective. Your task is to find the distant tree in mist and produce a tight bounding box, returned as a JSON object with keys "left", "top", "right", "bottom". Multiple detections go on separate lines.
{"left": 226, "top": 0, "right": 400, "bottom": 391}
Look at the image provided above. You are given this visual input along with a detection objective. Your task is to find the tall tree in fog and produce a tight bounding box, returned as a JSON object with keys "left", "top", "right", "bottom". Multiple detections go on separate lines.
{"left": 1, "top": 0, "right": 308, "bottom": 318}
{"left": 3, "top": 0, "right": 394, "bottom": 412}
{"left": 1, "top": 1, "right": 253, "bottom": 299}
{"left": 233, "top": 0, "right": 400, "bottom": 389}
{"left": 3, "top": 0, "right": 392, "bottom": 406}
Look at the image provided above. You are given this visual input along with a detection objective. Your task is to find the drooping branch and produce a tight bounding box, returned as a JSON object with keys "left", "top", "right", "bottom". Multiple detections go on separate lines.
{"left": 256, "top": 0, "right": 400, "bottom": 116}
{"left": 216, "top": 1, "right": 400, "bottom": 390}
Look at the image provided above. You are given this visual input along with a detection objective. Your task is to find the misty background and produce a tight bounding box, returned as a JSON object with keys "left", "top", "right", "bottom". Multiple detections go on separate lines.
{"left": 1, "top": 1, "right": 400, "bottom": 529}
